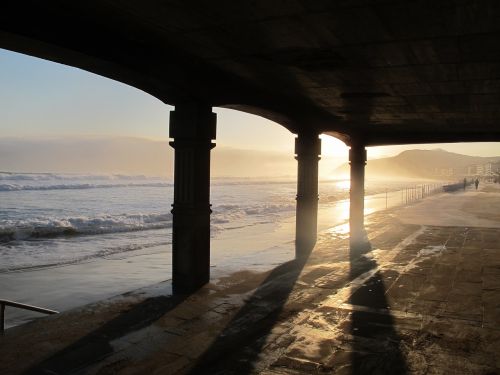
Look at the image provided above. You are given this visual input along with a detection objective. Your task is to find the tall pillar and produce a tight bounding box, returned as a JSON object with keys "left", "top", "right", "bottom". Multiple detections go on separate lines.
{"left": 295, "top": 133, "right": 321, "bottom": 259}
{"left": 169, "top": 103, "right": 216, "bottom": 294}
{"left": 349, "top": 140, "right": 367, "bottom": 249}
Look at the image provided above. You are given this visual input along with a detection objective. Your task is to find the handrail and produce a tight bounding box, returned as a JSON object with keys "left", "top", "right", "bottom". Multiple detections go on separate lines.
{"left": 0, "top": 299, "right": 58, "bottom": 333}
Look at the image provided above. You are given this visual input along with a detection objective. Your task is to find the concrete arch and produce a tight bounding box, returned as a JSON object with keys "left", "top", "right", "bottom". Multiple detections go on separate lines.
{"left": 0, "top": 36, "right": 336, "bottom": 138}
{"left": 3, "top": 2, "right": 500, "bottom": 146}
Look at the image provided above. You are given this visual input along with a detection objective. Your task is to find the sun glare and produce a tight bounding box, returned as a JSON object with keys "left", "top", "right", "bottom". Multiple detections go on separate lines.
{"left": 335, "top": 179, "right": 351, "bottom": 190}
{"left": 319, "top": 134, "right": 349, "bottom": 157}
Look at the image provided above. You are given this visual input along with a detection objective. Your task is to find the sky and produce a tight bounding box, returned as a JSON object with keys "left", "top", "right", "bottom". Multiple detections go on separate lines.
{"left": 1, "top": 48, "right": 499, "bottom": 177}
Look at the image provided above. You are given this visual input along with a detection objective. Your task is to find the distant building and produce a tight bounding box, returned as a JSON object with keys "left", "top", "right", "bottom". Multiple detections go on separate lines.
{"left": 440, "top": 167, "right": 455, "bottom": 177}
{"left": 486, "top": 162, "right": 500, "bottom": 175}
{"left": 466, "top": 165, "right": 477, "bottom": 176}
{"left": 477, "top": 164, "right": 485, "bottom": 175}
{"left": 425, "top": 167, "right": 456, "bottom": 177}
{"left": 465, "top": 162, "right": 500, "bottom": 177}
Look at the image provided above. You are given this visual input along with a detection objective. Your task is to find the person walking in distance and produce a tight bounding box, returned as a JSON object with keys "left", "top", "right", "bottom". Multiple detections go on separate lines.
{"left": 475, "top": 178, "right": 479, "bottom": 190}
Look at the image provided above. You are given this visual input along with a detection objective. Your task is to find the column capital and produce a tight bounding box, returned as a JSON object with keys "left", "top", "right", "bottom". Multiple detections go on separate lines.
{"left": 295, "top": 133, "right": 321, "bottom": 160}
{"left": 169, "top": 103, "right": 216, "bottom": 141}
{"left": 349, "top": 142, "right": 367, "bottom": 165}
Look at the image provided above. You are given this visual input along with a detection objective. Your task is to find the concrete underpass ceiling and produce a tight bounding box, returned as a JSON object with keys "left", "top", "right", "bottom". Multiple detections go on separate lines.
{"left": 2, "top": 1, "right": 500, "bottom": 145}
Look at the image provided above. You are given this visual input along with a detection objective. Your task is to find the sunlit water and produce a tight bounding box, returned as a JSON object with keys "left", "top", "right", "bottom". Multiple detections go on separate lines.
{"left": 0, "top": 173, "right": 422, "bottom": 327}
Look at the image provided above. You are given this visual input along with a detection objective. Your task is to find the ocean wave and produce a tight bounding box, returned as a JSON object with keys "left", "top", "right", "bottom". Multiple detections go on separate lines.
{"left": 0, "top": 202, "right": 295, "bottom": 242}
{"left": 211, "top": 203, "right": 295, "bottom": 224}
{"left": 0, "top": 213, "right": 172, "bottom": 242}
{"left": 319, "top": 194, "right": 346, "bottom": 204}
{"left": 0, "top": 172, "right": 161, "bottom": 181}
{"left": 242, "top": 204, "right": 295, "bottom": 215}
{"left": 0, "top": 182, "right": 172, "bottom": 192}
{"left": 213, "top": 203, "right": 294, "bottom": 215}
{"left": 0, "top": 240, "right": 171, "bottom": 273}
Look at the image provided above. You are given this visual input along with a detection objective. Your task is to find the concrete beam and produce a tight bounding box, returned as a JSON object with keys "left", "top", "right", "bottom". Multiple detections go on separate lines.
{"left": 169, "top": 103, "right": 216, "bottom": 294}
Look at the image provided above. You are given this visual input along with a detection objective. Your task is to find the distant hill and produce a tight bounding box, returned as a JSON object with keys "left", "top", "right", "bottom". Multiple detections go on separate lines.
{"left": 0, "top": 137, "right": 297, "bottom": 178}
{"left": 334, "top": 149, "right": 500, "bottom": 179}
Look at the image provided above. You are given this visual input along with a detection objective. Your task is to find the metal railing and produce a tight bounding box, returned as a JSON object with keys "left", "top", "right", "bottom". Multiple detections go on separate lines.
{"left": 401, "top": 183, "right": 443, "bottom": 205}
{"left": 0, "top": 299, "right": 58, "bottom": 333}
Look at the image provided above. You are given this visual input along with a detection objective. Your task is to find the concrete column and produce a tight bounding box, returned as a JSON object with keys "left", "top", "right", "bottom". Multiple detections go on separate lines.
{"left": 295, "top": 133, "right": 321, "bottom": 259}
{"left": 349, "top": 140, "right": 367, "bottom": 249}
{"left": 169, "top": 103, "right": 216, "bottom": 294}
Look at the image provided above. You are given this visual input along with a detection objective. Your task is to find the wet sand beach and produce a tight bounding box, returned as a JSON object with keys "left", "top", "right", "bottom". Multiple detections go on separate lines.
{"left": 2, "top": 184, "right": 499, "bottom": 374}
{"left": 0, "top": 188, "right": 404, "bottom": 329}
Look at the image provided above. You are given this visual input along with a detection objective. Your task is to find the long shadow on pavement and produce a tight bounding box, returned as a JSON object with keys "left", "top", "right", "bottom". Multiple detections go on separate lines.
{"left": 189, "top": 240, "right": 408, "bottom": 374}
{"left": 24, "top": 293, "right": 187, "bottom": 375}
{"left": 24, "top": 241, "right": 408, "bottom": 374}
{"left": 349, "top": 243, "right": 408, "bottom": 375}
{"left": 188, "top": 256, "right": 309, "bottom": 374}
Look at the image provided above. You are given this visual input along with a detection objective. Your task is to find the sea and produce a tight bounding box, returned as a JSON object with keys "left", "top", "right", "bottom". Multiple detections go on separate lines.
{"left": 0, "top": 172, "right": 426, "bottom": 328}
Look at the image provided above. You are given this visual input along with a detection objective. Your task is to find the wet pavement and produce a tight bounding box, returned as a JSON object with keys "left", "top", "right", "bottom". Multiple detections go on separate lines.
{"left": 1, "top": 186, "right": 500, "bottom": 374}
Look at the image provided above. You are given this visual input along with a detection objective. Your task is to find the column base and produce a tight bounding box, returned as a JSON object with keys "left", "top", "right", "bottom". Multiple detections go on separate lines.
{"left": 349, "top": 228, "right": 371, "bottom": 253}
{"left": 295, "top": 239, "right": 316, "bottom": 259}
{"left": 172, "top": 279, "right": 208, "bottom": 295}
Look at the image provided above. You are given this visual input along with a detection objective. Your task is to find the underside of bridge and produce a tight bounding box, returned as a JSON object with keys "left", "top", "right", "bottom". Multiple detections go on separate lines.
{"left": 2, "top": 1, "right": 500, "bottom": 291}
{"left": 3, "top": 0, "right": 500, "bottom": 144}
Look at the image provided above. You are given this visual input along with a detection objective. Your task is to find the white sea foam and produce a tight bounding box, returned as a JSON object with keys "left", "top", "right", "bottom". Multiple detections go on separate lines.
{"left": 0, "top": 240, "right": 171, "bottom": 273}
{"left": 0, "top": 201, "right": 296, "bottom": 242}
{"left": 0, "top": 175, "right": 422, "bottom": 284}
{"left": 0, "top": 172, "right": 159, "bottom": 181}
{"left": 212, "top": 203, "right": 295, "bottom": 220}
{"left": 0, "top": 213, "right": 172, "bottom": 241}
{"left": 0, "top": 182, "right": 172, "bottom": 192}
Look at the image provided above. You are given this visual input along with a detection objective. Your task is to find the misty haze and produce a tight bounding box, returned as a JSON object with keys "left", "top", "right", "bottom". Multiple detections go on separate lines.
{"left": 1, "top": 8, "right": 500, "bottom": 373}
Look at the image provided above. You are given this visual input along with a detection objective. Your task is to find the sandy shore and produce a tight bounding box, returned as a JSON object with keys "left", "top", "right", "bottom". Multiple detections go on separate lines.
{"left": 2, "top": 183, "right": 500, "bottom": 374}
{"left": 0, "top": 188, "right": 403, "bottom": 328}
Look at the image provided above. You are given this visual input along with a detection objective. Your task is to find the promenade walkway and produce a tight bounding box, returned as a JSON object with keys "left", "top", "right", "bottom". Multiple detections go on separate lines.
{"left": 1, "top": 184, "right": 499, "bottom": 374}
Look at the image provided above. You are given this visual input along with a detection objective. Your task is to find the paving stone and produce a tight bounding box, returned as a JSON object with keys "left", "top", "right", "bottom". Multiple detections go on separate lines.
{"left": 409, "top": 299, "right": 447, "bottom": 316}
{"left": 2, "top": 203, "right": 500, "bottom": 375}
{"left": 482, "top": 274, "right": 500, "bottom": 290}
{"left": 454, "top": 269, "right": 483, "bottom": 284}
{"left": 280, "top": 327, "right": 340, "bottom": 367}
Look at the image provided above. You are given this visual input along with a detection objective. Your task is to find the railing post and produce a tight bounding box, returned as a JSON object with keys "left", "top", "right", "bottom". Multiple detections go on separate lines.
{"left": 0, "top": 300, "right": 58, "bottom": 333}
{"left": 1, "top": 302, "right": 5, "bottom": 333}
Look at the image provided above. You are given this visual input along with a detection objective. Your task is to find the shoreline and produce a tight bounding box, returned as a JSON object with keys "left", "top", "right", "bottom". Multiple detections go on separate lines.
{"left": 0, "top": 184, "right": 450, "bottom": 329}
{"left": 2, "top": 184, "right": 499, "bottom": 374}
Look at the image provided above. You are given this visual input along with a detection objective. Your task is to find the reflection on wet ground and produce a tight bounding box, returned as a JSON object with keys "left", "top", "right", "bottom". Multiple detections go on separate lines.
{"left": 2, "top": 200, "right": 500, "bottom": 374}
{"left": 348, "top": 243, "right": 408, "bottom": 375}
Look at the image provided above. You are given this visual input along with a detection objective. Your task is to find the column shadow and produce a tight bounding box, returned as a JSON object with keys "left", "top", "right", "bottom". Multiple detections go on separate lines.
{"left": 23, "top": 293, "right": 187, "bottom": 375}
{"left": 22, "top": 242, "right": 408, "bottom": 375}
{"left": 188, "top": 256, "right": 309, "bottom": 374}
{"left": 348, "top": 243, "right": 408, "bottom": 375}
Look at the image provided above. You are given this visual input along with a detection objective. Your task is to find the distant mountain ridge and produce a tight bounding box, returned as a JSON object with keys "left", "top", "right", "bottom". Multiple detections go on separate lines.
{"left": 0, "top": 137, "right": 298, "bottom": 178}
{"left": 334, "top": 149, "right": 500, "bottom": 179}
